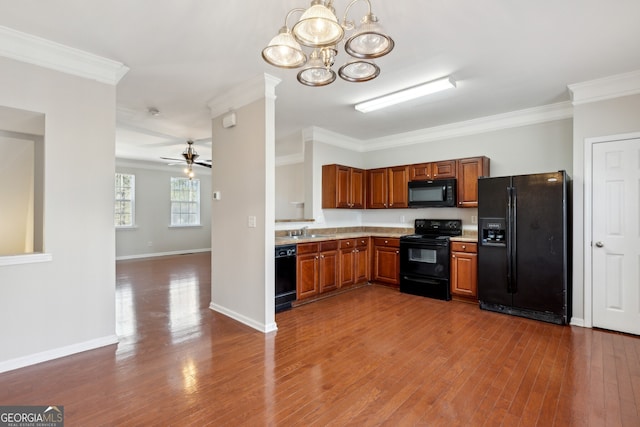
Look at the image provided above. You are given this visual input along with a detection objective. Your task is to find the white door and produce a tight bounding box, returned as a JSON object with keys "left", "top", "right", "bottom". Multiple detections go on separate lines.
{"left": 592, "top": 137, "right": 640, "bottom": 335}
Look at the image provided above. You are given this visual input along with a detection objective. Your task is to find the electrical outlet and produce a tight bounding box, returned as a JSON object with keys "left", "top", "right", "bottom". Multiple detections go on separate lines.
{"left": 471, "top": 215, "right": 478, "bottom": 224}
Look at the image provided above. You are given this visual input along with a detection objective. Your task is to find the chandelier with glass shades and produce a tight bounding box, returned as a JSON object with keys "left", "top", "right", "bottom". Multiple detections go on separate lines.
{"left": 262, "top": 0, "right": 394, "bottom": 87}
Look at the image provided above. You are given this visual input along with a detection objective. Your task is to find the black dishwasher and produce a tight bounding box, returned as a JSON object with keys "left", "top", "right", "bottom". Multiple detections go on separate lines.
{"left": 275, "top": 244, "right": 297, "bottom": 313}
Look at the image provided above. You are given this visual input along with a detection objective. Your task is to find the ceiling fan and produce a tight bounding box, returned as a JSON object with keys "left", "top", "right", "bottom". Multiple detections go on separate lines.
{"left": 161, "top": 140, "right": 211, "bottom": 169}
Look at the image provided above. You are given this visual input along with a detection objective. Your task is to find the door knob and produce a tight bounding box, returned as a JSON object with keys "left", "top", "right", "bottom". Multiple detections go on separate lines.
{"left": 595, "top": 241, "right": 604, "bottom": 248}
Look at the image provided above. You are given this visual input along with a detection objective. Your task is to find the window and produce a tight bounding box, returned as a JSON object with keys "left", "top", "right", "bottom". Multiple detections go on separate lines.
{"left": 170, "top": 177, "right": 200, "bottom": 226}
{"left": 114, "top": 173, "right": 135, "bottom": 227}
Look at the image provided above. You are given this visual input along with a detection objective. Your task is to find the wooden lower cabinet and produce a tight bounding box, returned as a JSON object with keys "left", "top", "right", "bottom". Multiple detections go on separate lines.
{"left": 340, "top": 238, "right": 370, "bottom": 288}
{"left": 372, "top": 237, "right": 400, "bottom": 286}
{"left": 450, "top": 241, "right": 478, "bottom": 301}
{"left": 354, "top": 238, "right": 370, "bottom": 284}
{"left": 296, "top": 241, "right": 338, "bottom": 300}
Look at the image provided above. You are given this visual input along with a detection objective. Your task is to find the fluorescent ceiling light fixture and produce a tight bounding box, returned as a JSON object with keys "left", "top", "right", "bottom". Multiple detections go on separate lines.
{"left": 355, "top": 76, "right": 456, "bottom": 113}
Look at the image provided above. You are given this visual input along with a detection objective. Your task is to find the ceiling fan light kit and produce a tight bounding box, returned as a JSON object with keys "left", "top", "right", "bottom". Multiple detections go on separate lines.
{"left": 160, "top": 140, "right": 211, "bottom": 179}
{"left": 262, "top": 0, "right": 394, "bottom": 86}
{"left": 354, "top": 76, "right": 457, "bottom": 113}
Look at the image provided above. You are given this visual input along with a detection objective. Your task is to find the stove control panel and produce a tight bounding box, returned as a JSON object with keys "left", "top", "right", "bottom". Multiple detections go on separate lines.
{"left": 414, "top": 219, "right": 462, "bottom": 237}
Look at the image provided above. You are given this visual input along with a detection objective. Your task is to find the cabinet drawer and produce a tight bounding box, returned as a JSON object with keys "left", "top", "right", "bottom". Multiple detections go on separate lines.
{"left": 339, "top": 239, "right": 357, "bottom": 249}
{"left": 297, "top": 242, "right": 319, "bottom": 255}
{"left": 356, "top": 237, "right": 369, "bottom": 248}
{"left": 373, "top": 237, "right": 400, "bottom": 247}
{"left": 320, "top": 240, "right": 338, "bottom": 251}
{"left": 450, "top": 241, "right": 477, "bottom": 253}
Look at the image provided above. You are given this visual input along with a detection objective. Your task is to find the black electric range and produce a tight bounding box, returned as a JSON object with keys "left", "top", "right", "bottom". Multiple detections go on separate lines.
{"left": 399, "top": 219, "right": 462, "bottom": 300}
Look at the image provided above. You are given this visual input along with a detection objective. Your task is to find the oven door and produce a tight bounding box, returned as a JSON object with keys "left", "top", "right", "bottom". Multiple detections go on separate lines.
{"left": 400, "top": 238, "right": 450, "bottom": 279}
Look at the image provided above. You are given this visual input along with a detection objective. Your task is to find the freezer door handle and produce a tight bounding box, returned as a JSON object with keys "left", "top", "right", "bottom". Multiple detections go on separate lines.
{"left": 511, "top": 186, "right": 517, "bottom": 293}
{"left": 506, "top": 186, "right": 516, "bottom": 293}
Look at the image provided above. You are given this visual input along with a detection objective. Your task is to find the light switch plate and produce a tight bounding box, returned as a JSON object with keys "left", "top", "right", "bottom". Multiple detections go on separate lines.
{"left": 248, "top": 216, "right": 257, "bottom": 228}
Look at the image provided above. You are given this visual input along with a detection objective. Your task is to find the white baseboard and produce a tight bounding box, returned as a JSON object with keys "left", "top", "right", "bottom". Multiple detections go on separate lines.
{"left": 116, "top": 248, "right": 211, "bottom": 261}
{"left": 0, "top": 334, "right": 119, "bottom": 373}
{"left": 209, "top": 302, "right": 278, "bottom": 333}
{"left": 570, "top": 317, "right": 586, "bottom": 327}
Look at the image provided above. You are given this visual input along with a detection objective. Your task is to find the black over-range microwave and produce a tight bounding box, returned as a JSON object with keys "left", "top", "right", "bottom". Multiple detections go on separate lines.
{"left": 408, "top": 178, "right": 457, "bottom": 207}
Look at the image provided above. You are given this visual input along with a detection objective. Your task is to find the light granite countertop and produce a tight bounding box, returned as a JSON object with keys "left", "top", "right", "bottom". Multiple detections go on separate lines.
{"left": 275, "top": 226, "right": 477, "bottom": 245}
{"left": 275, "top": 226, "right": 411, "bottom": 245}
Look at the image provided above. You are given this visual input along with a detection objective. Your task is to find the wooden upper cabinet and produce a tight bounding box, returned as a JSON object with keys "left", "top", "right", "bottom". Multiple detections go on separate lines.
{"left": 366, "top": 168, "right": 388, "bottom": 208}
{"left": 456, "top": 156, "right": 490, "bottom": 208}
{"left": 367, "top": 166, "right": 409, "bottom": 209}
{"left": 350, "top": 167, "right": 365, "bottom": 208}
{"left": 322, "top": 164, "right": 365, "bottom": 209}
{"left": 433, "top": 160, "right": 457, "bottom": 179}
{"left": 409, "top": 160, "right": 456, "bottom": 181}
{"left": 388, "top": 166, "right": 409, "bottom": 208}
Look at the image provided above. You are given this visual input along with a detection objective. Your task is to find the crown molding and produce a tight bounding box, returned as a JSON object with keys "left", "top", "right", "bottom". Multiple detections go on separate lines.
{"left": 299, "top": 103, "right": 573, "bottom": 153}
{"left": 364, "top": 101, "right": 574, "bottom": 152}
{"left": 0, "top": 25, "right": 129, "bottom": 85}
{"left": 208, "top": 73, "right": 281, "bottom": 118}
{"left": 302, "top": 126, "right": 365, "bottom": 152}
{"left": 569, "top": 69, "right": 640, "bottom": 105}
{"left": 276, "top": 153, "right": 304, "bottom": 166}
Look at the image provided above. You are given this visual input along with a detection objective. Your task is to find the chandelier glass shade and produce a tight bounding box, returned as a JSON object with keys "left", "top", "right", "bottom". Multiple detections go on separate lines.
{"left": 338, "top": 59, "right": 379, "bottom": 82}
{"left": 261, "top": 27, "right": 307, "bottom": 68}
{"left": 297, "top": 48, "right": 337, "bottom": 86}
{"left": 262, "top": 0, "right": 393, "bottom": 85}
{"left": 293, "top": 2, "right": 344, "bottom": 47}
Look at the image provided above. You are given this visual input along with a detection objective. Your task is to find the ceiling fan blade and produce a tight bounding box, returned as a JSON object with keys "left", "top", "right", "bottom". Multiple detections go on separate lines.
{"left": 160, "top": 157, "right": 184, "bottom": 161}
{"left": 194, "top": 161, "right": 212, "bottom": 168}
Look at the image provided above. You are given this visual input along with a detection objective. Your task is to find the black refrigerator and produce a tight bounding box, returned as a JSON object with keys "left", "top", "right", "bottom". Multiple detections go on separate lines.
{"left": 477, "top": 171, "right": 570, "bottom": 325}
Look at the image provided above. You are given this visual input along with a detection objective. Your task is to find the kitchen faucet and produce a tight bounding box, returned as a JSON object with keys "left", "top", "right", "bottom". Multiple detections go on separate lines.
{"left": 300, "top": 226, "right": 309, "bottom": 237}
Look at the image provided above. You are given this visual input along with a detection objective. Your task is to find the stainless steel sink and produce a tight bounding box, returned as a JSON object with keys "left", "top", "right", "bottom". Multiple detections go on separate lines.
{"left": 277, "top": 234, "right": 334, "bottom": 240}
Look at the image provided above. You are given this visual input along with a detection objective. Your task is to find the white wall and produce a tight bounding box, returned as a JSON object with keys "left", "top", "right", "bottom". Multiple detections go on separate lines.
{"left": 209, "top": 75, "right": 278, "bottom": 333}
{"left": 275, "top": 162, "right": 304, "bottom": 220}
{"left": 0, "top": 57, "right": 117, "bottom": 370}
{"left": 571, "top": 93, "right": 640, "bottom": 325}
{"left": 115, "top": 160, "right": 212, "bottom": 259}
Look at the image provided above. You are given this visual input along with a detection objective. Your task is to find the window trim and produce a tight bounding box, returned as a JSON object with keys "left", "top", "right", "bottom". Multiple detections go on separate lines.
{"left": 170, "top": 177, "right": 201, "bottom": 227}
{"left": 115, "top": 172, "right": 135, "bottom": 228}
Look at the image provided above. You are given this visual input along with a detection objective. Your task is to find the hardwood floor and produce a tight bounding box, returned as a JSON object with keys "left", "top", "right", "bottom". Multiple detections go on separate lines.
{"left": 1, "top": 252, "right": 639, "bottom": 426}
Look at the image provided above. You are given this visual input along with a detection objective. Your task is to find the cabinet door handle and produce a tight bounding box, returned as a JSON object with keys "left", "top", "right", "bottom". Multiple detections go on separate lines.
{"left": 395, "top": 250, "right": 399, "bottom": 254}
{"left": 462, "top": 245, "right": 466, "bottom": 250}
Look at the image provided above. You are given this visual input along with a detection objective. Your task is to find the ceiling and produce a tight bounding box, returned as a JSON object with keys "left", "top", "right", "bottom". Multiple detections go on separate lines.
{"left": 1, "top": 0, "right": 640, "bottom": 164}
